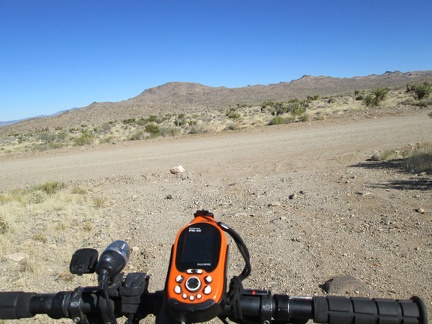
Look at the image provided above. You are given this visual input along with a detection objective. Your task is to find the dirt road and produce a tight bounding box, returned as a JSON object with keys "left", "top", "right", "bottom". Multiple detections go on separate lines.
{"left": 1, "top": 111, "right": 430, "bottom": 190}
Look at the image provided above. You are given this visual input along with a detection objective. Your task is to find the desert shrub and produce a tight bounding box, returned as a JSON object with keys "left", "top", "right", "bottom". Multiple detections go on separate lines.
{"left": 412, "top": 99, "right": 432, "bottom": 107}
{"left": 27, "top": 190, "right": 47, "bottom": 204}
{"left": 82, "top": 221, "right": 93, "bottom": 232}
{"left": 145, "top": 124, "right": 160, "bottom": 137}
{"left": 374, "top": 87, "right": 389, "bottom": 99}
{"left": 39, "top": 132, "right": 57, "bottom": 144}
{"left": 407, "top": 82, "right": 431, "bottom": 100}
{"left": 261, "top": 100, "right": 274, "bottom": 109}
{"left": 364, "top": 88, "right": 389, "bottom": 107}
{"left": 74, "top": 130, "right": 94, "bottom": 146}
{"left": 101, "top": 122, "right": 113, "bottom": 132}
{"left": 160, "top": 127, "right": 181, "bottom": 137}
{"left": 226, "top": 123, "right": 240, "bottom": 131}
{"left": 403, "top": 143, "right": 432, "bottom": 173}
{"left": 290, "top": 103, "right": 305, "bottom": 116}
{"left": 138, "top": 115, "right": 167, "bottom": 125}
{"left": 0, "top": 216, "right": 9, "bottom": 234}
{"left": 56, "top": 132, "right": 69, "bottom": 141}
{"left": 226, "top": 108, "right": 241, "bottom": 120}
{"left": 377, "top": 149, "right": 399, "bottom": 161}
{"left": 122, "top": 118, "right": 136, "bottom": 125}
{"left": 189, "top": 125, "right": 208, "bottom": 134}
{"left": 298, "top": 113, "right": 309, "bottom": 122}
{"left": 136, "top": 118, "right": 147, "bottom": 126}
{"left": 34, "top": 181, "right": 64, "bottom": 195}
{"left": 100, "top": 136, "right": 116, "bottom": 144}
{"left": 174, "top": 114, "right": 187, "bottom": 126}
{"left": 4, "top": 189, "right": 26, "bottom": 204}
{"left": 33, "top": 143, "right": 65, "bottom": 152}
{"left": 130, "top": 131, "right": 146, "bottom": 141}
{"left": 57, "top": 272, "right": 74, "bottom": 282}
{"left": 272, "top": 102, "right": 288, "bottom": 116}
{"left": 71, "top": 186, "right": 87, "bottom": 195}
{"left": 363, "top": 94, "right": 374, "bottom": 107}
{"left": 269, "top": 116, "right": 285, "bottom": 125}
{"left": 307, "top": 95, "right": 319, "bottom": 101}
{"left": 93, "top": 197, "right": 108, "bottom": 208}
{"left": 32, "top": 232, "right": 47, "bottom": 243}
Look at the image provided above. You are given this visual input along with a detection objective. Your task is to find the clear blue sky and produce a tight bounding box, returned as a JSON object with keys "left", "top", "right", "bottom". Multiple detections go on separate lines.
{"left": 1, "top": 0, "right": 431, "bottom": 121}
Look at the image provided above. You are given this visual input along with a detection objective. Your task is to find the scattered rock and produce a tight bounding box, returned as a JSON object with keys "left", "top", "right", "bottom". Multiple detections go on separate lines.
{"left": 370, "top": 152, "right": 380, "bottom": 161}
{"left": 320, "top": 275, "right": 378, "bottom": 295}
{"left": 289, "top": 193, "right": 297, "bottom": 200}
{"left": 170, "top": 165, "right": 185, "bottom": 174}
{"left": 416, "top": 208, "right": 425, "bottom": 214}
{"left": 356, "top": 191, "right": 371, "bottom": 196}
{"left": 268, "top": 201, "right": 281, "bottom": 207}
{"left": 166, "top": 194, "right": 173, "bottom": 200}
{"left": 6, "top": 253, "right": 26, "bottom": 262}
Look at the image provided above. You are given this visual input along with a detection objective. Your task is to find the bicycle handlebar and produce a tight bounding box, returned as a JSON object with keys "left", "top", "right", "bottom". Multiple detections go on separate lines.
{"left": 0, "top": 286, "right": 427, "bottom": 323}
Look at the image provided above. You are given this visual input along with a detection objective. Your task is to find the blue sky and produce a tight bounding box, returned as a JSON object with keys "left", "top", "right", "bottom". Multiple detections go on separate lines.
{"left": 1, "top": 1, "right": 431, "bottom": 121}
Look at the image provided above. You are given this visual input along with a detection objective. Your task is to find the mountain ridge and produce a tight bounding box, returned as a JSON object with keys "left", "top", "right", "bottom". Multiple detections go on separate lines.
{"left": 2, "top": 70, "right": 432, "bottom": 132}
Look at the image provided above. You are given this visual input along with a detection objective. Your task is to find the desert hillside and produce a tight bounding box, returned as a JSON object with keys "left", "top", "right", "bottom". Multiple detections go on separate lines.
{"left": 1, "top": 70, "right": 432, "bottom": 131}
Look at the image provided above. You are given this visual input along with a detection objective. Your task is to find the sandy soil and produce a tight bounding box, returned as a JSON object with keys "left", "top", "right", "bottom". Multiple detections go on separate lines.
{"left": 0, "top": 110, "right": 431, "bottom": 322}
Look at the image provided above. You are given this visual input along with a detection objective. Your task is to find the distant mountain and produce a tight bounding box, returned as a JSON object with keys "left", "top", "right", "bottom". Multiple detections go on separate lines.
{"left": 0, "top": 108, "right": 79, "bottom": 127}
{"left": 1, "top": 70, "right": 431, "bottom": 133}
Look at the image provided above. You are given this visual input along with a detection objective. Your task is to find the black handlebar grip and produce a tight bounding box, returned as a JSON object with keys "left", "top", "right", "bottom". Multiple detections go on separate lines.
{"left": 0, "top": 292, "right": 36, "bottom": 319}
{"left": 313, "top": 296, "right": 427, "bottom": 324}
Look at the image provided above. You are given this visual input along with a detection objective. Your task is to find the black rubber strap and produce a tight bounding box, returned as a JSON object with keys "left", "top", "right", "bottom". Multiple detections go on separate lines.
{"left": 218, "top": 221, "right": 251, "bottom": 322}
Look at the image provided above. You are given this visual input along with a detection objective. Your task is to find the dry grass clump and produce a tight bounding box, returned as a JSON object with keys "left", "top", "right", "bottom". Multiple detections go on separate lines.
{"left": 0, "top": 181, "right": 110, "bottom": 293}
{"left": 374, "top": 143, "right": 432, "bottom": 173}
{"left": 403, "top": 143, "right": 432, "bottom": 173}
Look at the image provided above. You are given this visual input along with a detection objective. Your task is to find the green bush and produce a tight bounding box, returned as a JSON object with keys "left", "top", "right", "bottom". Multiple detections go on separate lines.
{"left": 174, "top": 114, "right": 187, "bottom": 126}
{"left": 74, "top": 130, "right": 94, "bottom": 146}
{"left": 226, "top": 108, "right": 241, "bottom": 120}
{"left": 407, "top": 82, "right": 431, "bottom": 100}
{"left": 290, "top": 103, "right": 305, "bottom": 116}
{"left": 364, "top": 88, "right": 389, "bottom": 107}
{"left": 123, "top": 118, "right": 136, "bottom": 125}
{"left": 39, "top": 132, "right": 57, "bottom": 144}
{"left": 307, "top": 95, "right": 319, "bottom": 101}
{"left": 273, "top": 102, "right": 288, "bottom": 116}
{"left": 145, "top": 124, "right": 160, "bottom": 137}
{"left": 137, "top": 115, "right": 167, "bottom": 126}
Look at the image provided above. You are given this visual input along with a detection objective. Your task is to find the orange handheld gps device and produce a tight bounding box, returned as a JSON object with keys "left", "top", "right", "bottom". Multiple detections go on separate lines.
{"left": 165, "top": 210, "right": 229, "bottom": 322}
